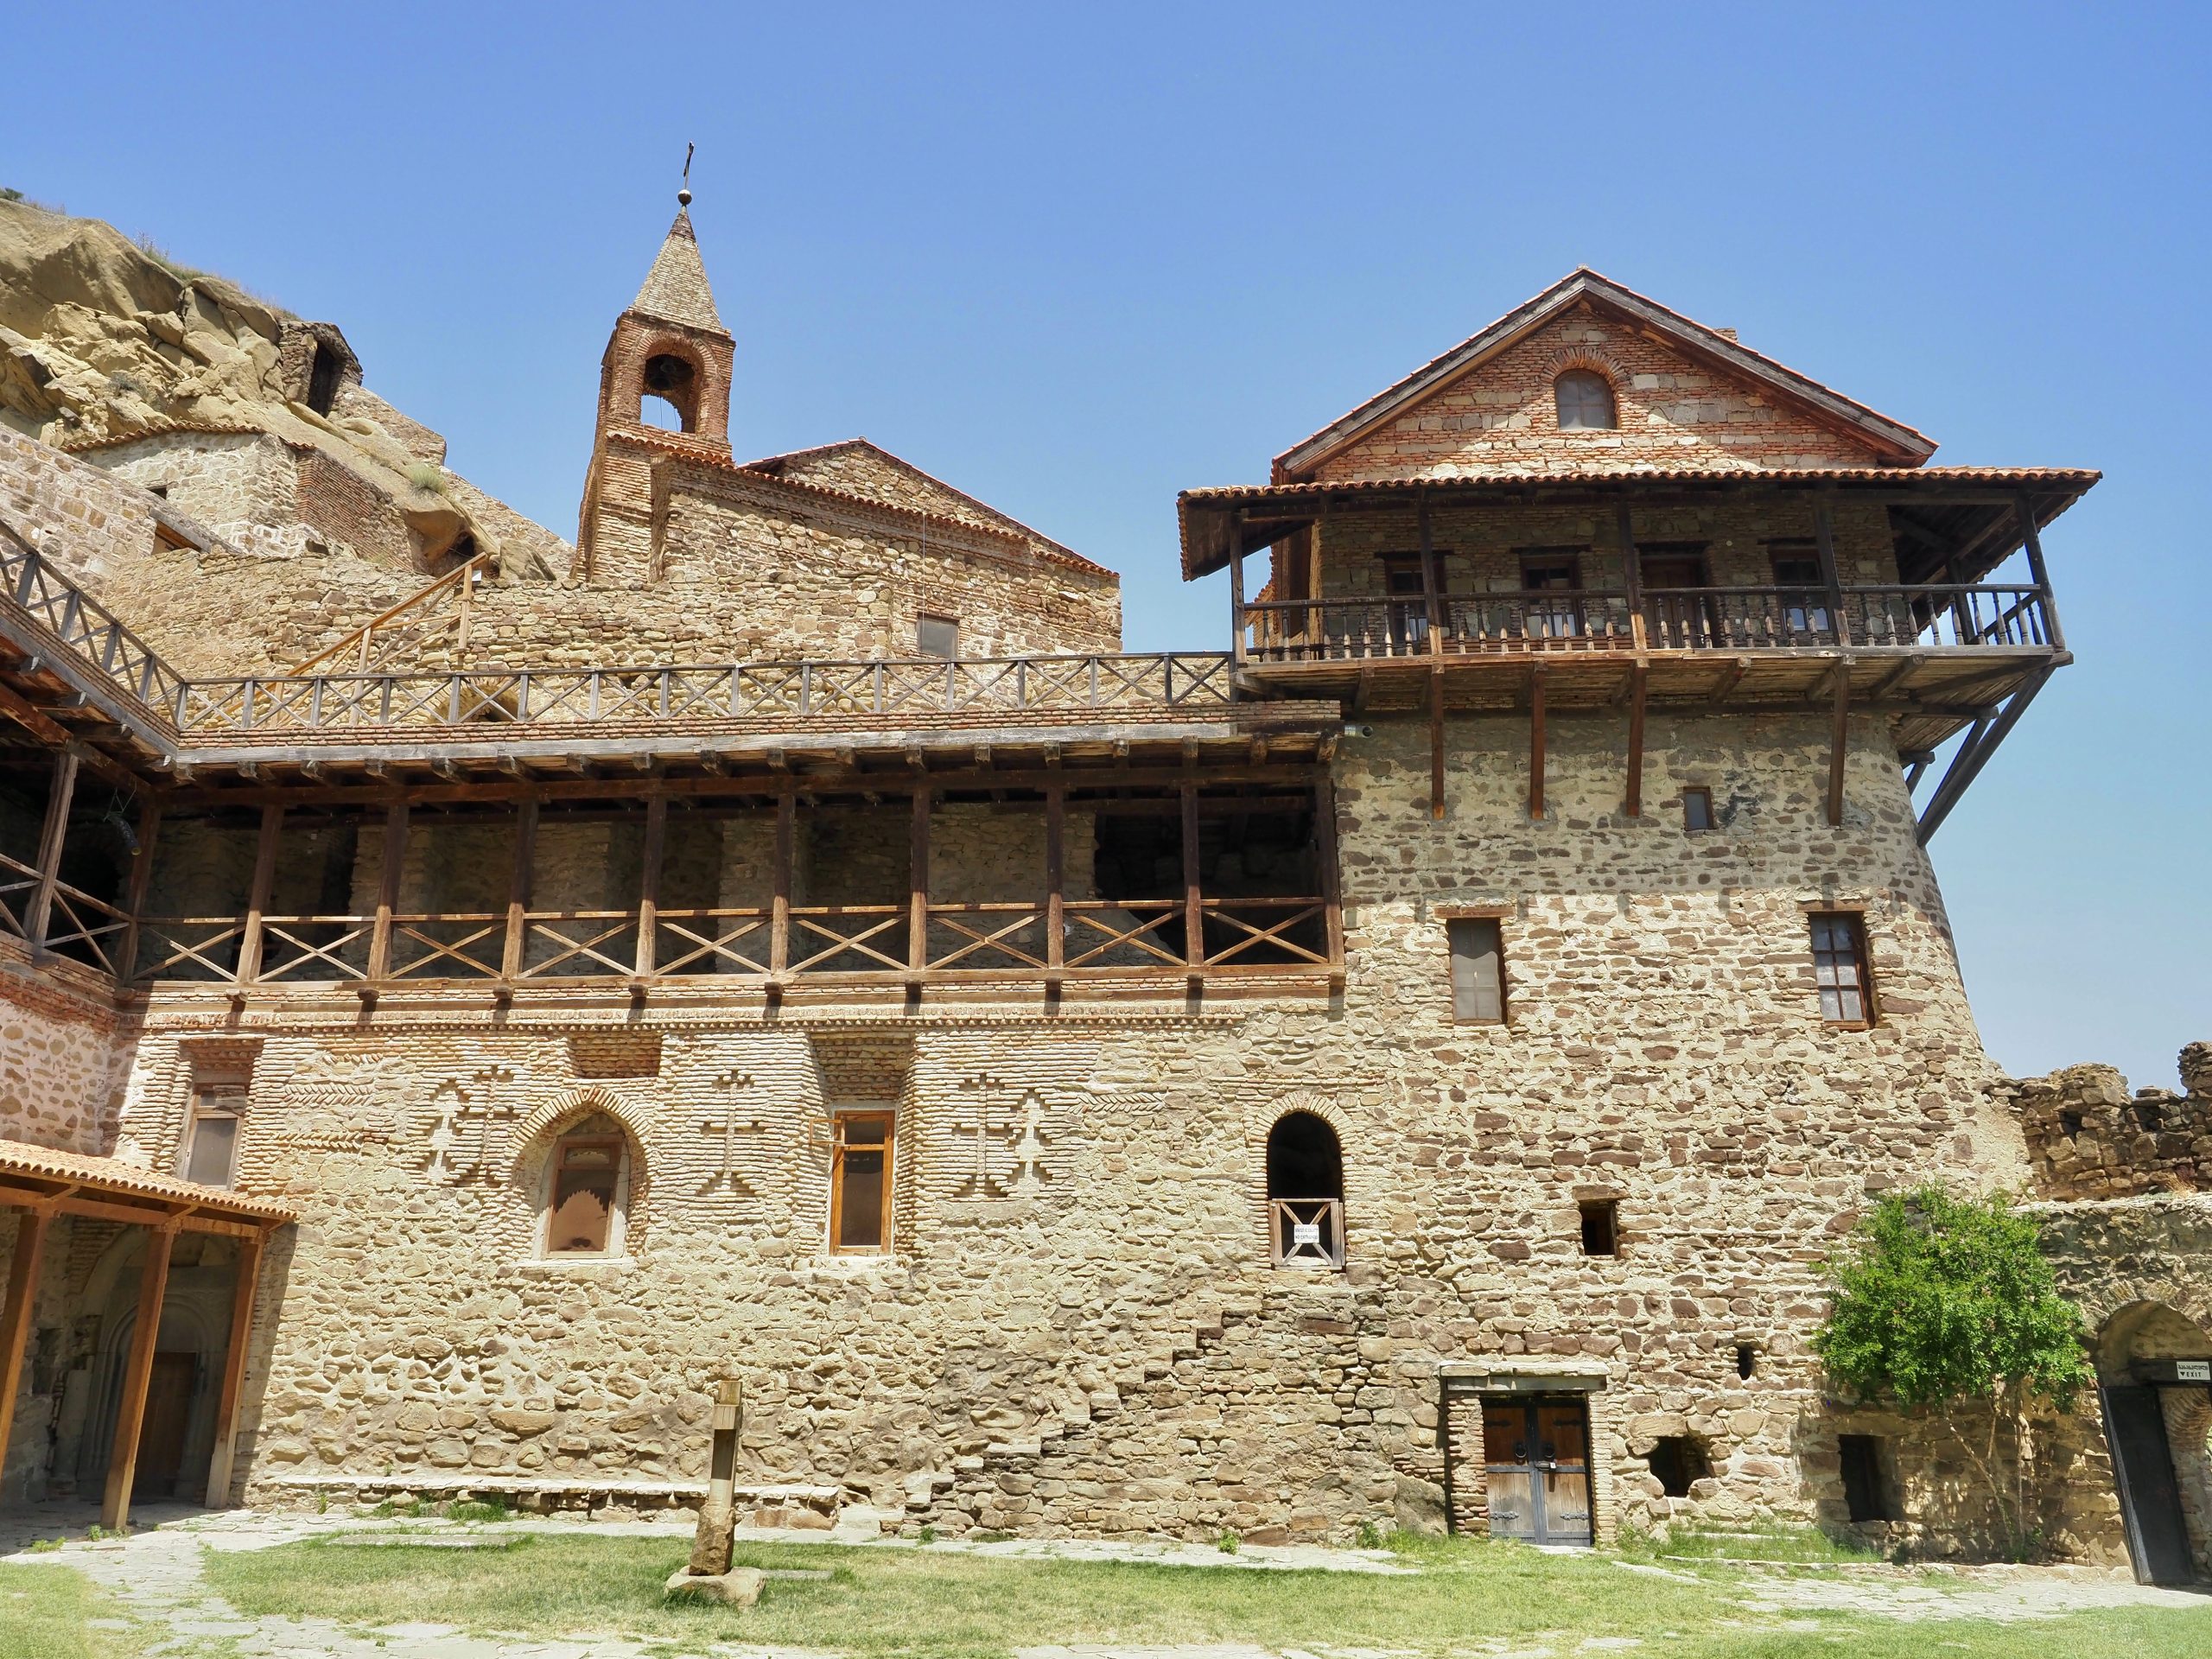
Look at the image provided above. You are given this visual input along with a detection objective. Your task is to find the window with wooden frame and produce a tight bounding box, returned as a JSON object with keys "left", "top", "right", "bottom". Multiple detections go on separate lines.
{"left": 830, "top": 1109, "right": 895, "bottom": 1253}
{"left": 1681, "top": 787, "right": 1714, "bottom": 833}
{"left": 915, "top": 614, "right": 959, "bottom": 660}
{"left": 1766, "top": 541, "right": 1831, "bottom": 637}
{"left": 180, "top": 1088, "right": 244, "bottom": 1189}
{"left": 1446, "top": 914, "right": 1506, "bottom": 1023}
{"left": 1808, "top": 911, "right": 1875, "bottom": 1026}
{"left": 545, "top": 1115, "right": 627, "bottom": 1255}
{"left": 1379, "top": 552, "right": 1433, "bottom": 649}
{"left": 1517, "top": 549, "right": 1584, "bottom": 639}
{"left": 1554, "top": 370, "right": 1617, "bottom": 429}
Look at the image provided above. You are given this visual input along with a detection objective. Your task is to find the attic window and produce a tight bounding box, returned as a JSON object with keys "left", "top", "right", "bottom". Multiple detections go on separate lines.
{"left": 916, "top": 614, "right": 959, "bottom": 660}
{"left": 1555, "top": 371, "right": 1617, "bottom": 430}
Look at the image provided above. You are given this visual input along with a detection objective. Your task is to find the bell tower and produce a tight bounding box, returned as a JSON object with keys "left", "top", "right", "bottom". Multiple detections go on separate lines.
{"left": 575, "top": 181, "right": 735, "bottom": 584}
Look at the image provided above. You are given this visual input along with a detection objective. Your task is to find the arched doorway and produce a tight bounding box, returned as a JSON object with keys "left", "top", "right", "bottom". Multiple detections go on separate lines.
{"left": 2096, "top": 1301, "right": 2212, "bottom": 1584}
{"left": 1265, "top": 1110, "right": 1344, "bottom": 1268}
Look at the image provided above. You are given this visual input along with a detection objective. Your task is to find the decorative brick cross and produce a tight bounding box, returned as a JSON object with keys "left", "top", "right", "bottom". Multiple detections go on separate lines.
{"left": 426, "top": 1068, "right": 518, "bottom": 1183}
{"left": 699, "top": 1071, "right": 762, "bottom": 1197}
{"left": 953, "top": 1075, "right": 1052, "bottom": 1198}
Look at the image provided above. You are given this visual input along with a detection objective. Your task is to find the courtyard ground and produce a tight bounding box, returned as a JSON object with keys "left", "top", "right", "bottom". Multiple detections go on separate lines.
{"left": 2, "top": 1507, "right": 2208, "bottom": 1659}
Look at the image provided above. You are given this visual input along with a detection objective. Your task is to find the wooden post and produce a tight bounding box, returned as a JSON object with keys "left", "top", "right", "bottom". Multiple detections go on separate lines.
{"left": 1226, "top": 511, "right": 1248, "bottom": 671}
{"left": 1044, "top": 782, "right": 1065, "bottom": 976}
{"left": 114, "top": 798, "right": 162, "bottom": 987}
{"left": 2016, "top": 492, "right": 2065, "bottom": 652}
{"left": 908, "top": 785, "right": 931, "bottom": 976}
{"left": 200, "top": 1225, "right": 264, "bottom": 1508}
{"left": 1314, "top": 769, "right": 1345, "bottom": 982}
{"left": 769, "top": 789, "right": 793, "bottom": 978}
{"left": 1417, "top": 491, "right": 1445, "bottom": 652}
{"left": 99, "top": 1217, "right": 179, "bottom": 1531}
{"left": 1528, "top": 667, "right": 1548, "bottom": 821}
{"left": 502, "top": 798, "right": 537, "bottom": 982}
{"left": 634, "top": 792, "right": 668, "bottom": 976}
{"left": 1624, "top": 661, "right": 1649, "bottom": 818}
{"left": 1181, "top": 780, "right": 1203, "bottom": 970}
{"left": 1813, "top": 498, "right": 1850, "bottom": 646}
{"left": 365, "top": 801, "right": 406, "bottom": 982}
{"left": 0, "top": 1206, "right": 53, "bottom": 1482}
{"left": 1827, "top": 660, "right": 1853, "bottom": 828}
{"left": 26, "top": 749, "right": 80, "bottom": 951}
{"left": 233, "top": 805, "right": 283, "bottom": 985}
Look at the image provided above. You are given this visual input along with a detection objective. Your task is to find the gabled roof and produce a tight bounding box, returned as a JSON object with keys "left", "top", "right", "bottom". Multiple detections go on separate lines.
{"left": 741, "top": 437, "right": 1113, "bottom": 577}
{"left": 629, "top": 207, "right": 727, "bottom": 336}
{"left": 1271, "top": 268, "right": 1937, "bottom": 480}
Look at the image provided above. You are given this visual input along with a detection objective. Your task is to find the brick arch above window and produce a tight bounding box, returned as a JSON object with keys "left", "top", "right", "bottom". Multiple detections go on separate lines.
{"left": 505, "top": 1086, "right": 654, "bottom": 1249}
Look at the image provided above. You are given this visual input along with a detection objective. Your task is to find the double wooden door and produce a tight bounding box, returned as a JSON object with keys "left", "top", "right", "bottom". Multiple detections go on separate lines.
{"left": 1481, "top": 1396, "right": 1593, "bottom": 1545}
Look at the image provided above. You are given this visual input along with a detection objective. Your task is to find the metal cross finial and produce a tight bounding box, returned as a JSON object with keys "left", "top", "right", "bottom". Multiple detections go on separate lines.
{"left": 678, "top": 143, "right": 695, "bottom": 208}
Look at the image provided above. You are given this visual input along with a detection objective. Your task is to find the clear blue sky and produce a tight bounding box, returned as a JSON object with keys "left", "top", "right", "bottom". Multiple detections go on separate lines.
{"left": 7, "top": 3, "right": 2205, "bottom": 1088}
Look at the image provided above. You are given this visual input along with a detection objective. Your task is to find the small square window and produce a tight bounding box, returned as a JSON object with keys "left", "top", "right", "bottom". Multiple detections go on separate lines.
{"left": 1681, "top": 788, "right": 1714, "bottom": 833}
{"left": 1809, "top": 912, "right": 1875, "bottom": 1025}
{"left": 916, "top": 615, "right": 959, "bottom": 660}
{"left": 1579, "top": 1198, "right": 1618, "bottom": 1256}
{"left": 1446, "top": 917, "right": 1505, "bottom": 1023}
{"left": 181, "top": 1109, "right": 239, "bottom": 1188}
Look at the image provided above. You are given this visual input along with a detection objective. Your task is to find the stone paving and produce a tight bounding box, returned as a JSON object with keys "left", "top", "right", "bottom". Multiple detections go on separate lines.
{"left": 2, "top": 1504, "right": 2205, "bottom": 1659}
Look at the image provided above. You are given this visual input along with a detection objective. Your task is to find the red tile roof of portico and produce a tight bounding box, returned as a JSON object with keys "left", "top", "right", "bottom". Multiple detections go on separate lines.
{"left": 0, "top": 1136, "right": 296, "bottom": 1227}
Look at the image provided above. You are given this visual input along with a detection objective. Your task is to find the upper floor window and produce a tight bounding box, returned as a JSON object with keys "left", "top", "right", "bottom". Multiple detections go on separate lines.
{"left": 181, "top": 1089, "right": 243, "bottom": 1188}
{"left": 1555, "top": 371, "right": 1617, "bottom": 430}
{"left": 1809, "top": 912, "right": 1875, "bottom": 1026}
{"left": 1446, "top": 915, "right": 1506, "bottom": 1023}
{"left": 830, "top": 1109, "right": 895, "bottom": 1253}
{"left": 1266, "top": 1110, "right": 1344, "bottom": 1268}
{"left": 916, "top": 614, "right": 960, "bottom": 660}
{"left": 544, "top": 1114, "right": 631, "bottom": 1256}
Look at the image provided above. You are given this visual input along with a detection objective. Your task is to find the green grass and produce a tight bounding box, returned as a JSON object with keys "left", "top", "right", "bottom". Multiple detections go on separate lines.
{"left": 200, "top": 1532, "right": 2212, "bottom": 1659}
{"left": 1619, "top": 1521, "right": 1892, "bottom": 1566}
{"left": 0, "top": 1563, "right": 151, "bottom": 1659}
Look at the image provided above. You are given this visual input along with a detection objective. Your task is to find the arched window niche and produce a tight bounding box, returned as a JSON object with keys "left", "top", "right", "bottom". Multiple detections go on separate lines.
{"left": 1266, "top": 1109, "right": 1344, "bottom": 1268}
{"left": 639, "top": 348, "right": 702, "bottom": 433}
{"left": 532, "top": 1111, "right": 637, "bottom": 1261}
{"left": 1554, "top": 369, "right": 1618, "bottom": 430}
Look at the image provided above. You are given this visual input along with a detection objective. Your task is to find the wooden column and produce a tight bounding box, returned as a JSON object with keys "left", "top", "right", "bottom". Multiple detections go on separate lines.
{"left": 99, "top": 1217, "right": 179, "bottom": 1531}
{"left": 1624, "top": 662, "right": 1649, "bottom": 818}
{"left": 1314, "top": 770, "right": 1345, "bottom": 985}
{"left": 2017, "top": 492, "right": 2066, "bottom": 651}
{"left": 634, "top": 792, "right": 668, "bottom": 977}
{"left": 907, "top": 786, "right": 931, "bottom": 977}
{"left": 501, "top": 798, "right": 538, "bottom": 982}
{"left": 200, "top": 1225, "right": 265, "bottom": 1508}
{"left": 0, "top": 1206, "right": 54, "bottom": 1483}
{"left": 365, "top": 802, "right": 406, "bottom": 982}
{"left": 1528, "top": 666, "right": 1548, "bottom": 821}
{"left": 1226, "top": 511, "right": 1248, "bottom": 672}
{"left": 26, "top": 748, "right": 80, "bottom": 950}
{"left": 1826, "top": 659, "right": 1853, "bottom": 828}
{"left": 769, "top": 789, "right": 793, "bottom": 978}
{"left": 114, "top": 799, "right": 162, "bottom": 987}
{"left": 1813, "top": 498, "right": 1850, "bottom": 646}
{"left": 233, "top": 805, "right": 283, "bottom": 985}
{"left": 1417, "top": 491, "right": 1445, "bottom": 651}
{"left": 1044, "top": 782, "right": 1065, "bottom": 978}
{"left": 1180, "top": 780, "right": 1203, "bottom": 972}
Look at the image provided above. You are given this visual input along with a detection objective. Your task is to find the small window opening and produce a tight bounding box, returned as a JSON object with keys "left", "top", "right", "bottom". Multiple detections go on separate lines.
{"left": 2058, "top": 1109, "right": 2085, "bottom": 1138}
{"left": 2132, "top": 1099, "right": 2164, "bottom": 1135}
{"left": 1554, "top": 370, "right": 1617, "bottom": 430}
{"left": 1809, "top": 912, "right": 1875, "bottom": 1025}
{"left": 181, "top": 1096, "right": 242, "bottom": 1189}
{"left": 1579, "top": 1198, "right": 1619, "bottom": 1257}
{"left": 1648, "top": 1434, "right": 1712, "bottom": 1498}
{"left": 1838, "top": 1433, "right": 1897, "bottom": 1522}
{"left": 916, "top": 614, "right": 960, "bottom": 660}
{"left": 830, "top": 1109, "right": 895, "bottom": 1253}
{"left": 547, "top": 1117, "right": 625, "bottom": 1255}
{"left": 148, "top": 484, "right": 169, "bottom": 499}
{"left": 307, "top": 342, "right": 343, "bottom": 416}
{"left": 1447, "top": 917, "right": 1505, "bottom": 1023}
{"left": 1682, "top": 787, "right": 1714, "bottom": 833}
{"left": 1736, "top": 1343, "right": 1759, "bottom": 1380}
{"left": 1266, "top": 1109, "right": 1345, "bottom": 1268}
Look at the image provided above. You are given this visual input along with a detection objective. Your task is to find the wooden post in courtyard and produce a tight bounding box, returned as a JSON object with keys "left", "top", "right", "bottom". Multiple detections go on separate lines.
{"left": 26, "top": 748, "right": 79, "bottom": 951}
{"left": 365, "top": 802, "right": 406, "bottom": 982}
{"left": 769, "top": 789, "right": 793, "bottom": 980}
{"left": 233, "top": 805, "right": 283, "bottom": 984}
{"left": 635, "top": 792, "right": 668, "bottom": 977}
{"left": 0, "top": 1206, "right": 54, "bottom": 1483}
{"left": 100, "top": 1217, "right": 179, "bottom": 1531}
{"left": 908, "top": 785, "right": 931, "bottom": 980}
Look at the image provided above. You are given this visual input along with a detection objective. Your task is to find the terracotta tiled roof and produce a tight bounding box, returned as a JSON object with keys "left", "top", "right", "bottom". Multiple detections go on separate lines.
{"left": 0, "top": 1136, "right": 296, "bottom": 1223}
{"left": 54, "top": 422, "right": 266, "bottom": 454}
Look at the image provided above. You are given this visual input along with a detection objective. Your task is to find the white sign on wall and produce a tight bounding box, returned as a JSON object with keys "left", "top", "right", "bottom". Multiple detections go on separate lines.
{"left": 1292, "top": 1222, "right": 1321, "bottom": 1247}
{"left": 2178, "top": 1360, "right": 2211, "bottom": 1382}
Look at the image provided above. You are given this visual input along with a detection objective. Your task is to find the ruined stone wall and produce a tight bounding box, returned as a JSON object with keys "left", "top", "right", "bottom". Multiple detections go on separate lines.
{"left": 0, "top": 933, "right": 135, "bottom": 1156}
{"left": 2016, "top": 1047, "right": 2212, "bottom": 1200}
{"left": 81, "top": 712, "right": 2044, "bottom": 1543}
{"left": 1313, "top": 308, "right": 1893, "bottom": 482}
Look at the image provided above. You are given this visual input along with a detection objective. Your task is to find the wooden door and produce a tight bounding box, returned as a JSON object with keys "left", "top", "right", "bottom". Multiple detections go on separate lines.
{"left": 1641, "top": 552, "right": 1713, "bottom": 648}
{"left": 131, "top": 1352, "right": 198, "bottom": 1501}
{"left": 1479, "top": 1396, "right": 1594, "bottom": 1545}
{"left": 2104, "top": 1385, "right": 2194, "bottom": 1584}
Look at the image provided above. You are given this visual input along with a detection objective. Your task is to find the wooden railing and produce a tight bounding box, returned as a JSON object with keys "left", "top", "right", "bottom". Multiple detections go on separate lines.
{"left": 0, "top": 520, "right": 188, "bottom": 718}
{"left": 1269, "top": 1197, "right": 1345, "bottom": 1268}
{"left": 1241, "top": 584, "right": 2056, "bottom": 663}
{"left": 0, "top": 845, "right": 130, "bottom": 975}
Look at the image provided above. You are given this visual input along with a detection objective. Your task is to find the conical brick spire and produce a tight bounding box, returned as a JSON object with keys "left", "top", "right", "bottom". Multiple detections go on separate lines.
{"left": 630, "top": 206, "right": 726, "bottom": 335}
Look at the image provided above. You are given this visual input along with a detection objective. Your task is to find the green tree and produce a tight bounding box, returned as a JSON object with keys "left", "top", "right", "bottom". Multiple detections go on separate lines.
{"left": 1813, "top": 1183, "right": 2094, "bottom": 1558}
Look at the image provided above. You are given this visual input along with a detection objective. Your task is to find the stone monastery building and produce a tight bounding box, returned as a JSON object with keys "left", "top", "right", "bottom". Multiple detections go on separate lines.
{"left": 0, "top": 191, "right": 2207, "bottom": 1582}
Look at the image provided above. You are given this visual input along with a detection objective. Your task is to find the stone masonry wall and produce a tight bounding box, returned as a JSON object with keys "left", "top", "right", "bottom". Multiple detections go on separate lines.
{"left": 81, "top": 712, "right": 2040, "bottom": 1544}
{"left": 1314, "top": 308, "right": 1893, "bottom": 482}
{"left": 0, "top": 931, "right": 134, "bottom": 1156}
{"left": 2016, "top": 1046, "right": 2212, "bottom": 1200}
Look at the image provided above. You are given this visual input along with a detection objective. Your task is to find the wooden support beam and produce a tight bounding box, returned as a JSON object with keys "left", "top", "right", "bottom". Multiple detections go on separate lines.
{"left": 1417, "top": 491, "right": 1445, "bottom": 651}
{"left": 26, "top": 748, "right": 79, "bottom": 951}
{"left": 769, "top": 788, "right": 794, "bottom": 977}
{"left": 1904, "top": 753, "right": 1934, "bottom": 794}
{"left": 1624, "top": 661, "right": 1648, "bottom": 818}
{"left": 1617, "top": 504, "right": 1647, "bottom": 651}
{"left": 233, "top": 804, "right": 283, "bottom": 984}
{"left": 502, "top": 797, "right": 537, "bottom": 981}
{"left": 2017, "top": 491, "right": 2066, "bottom": 652}
{"left": 99, "top": 1218, "right": 179, "bottom": 1531}
{"left": 201, "top": 1226, "right": 265, "bottom": 1508}
{"left": 365, "top": 801, "right": 406, "bottom": 982}
{"left": 1865, "top": 652, "right": 1928, "bottom": 702}
{"left": 1826, "top": 659, "right": 1853, "bottom": 827}
{"left": 908, "top": 785, "right": 931, "bottom": 976}
{"left": 1226, "top": 511, "right": 1248, "bottom": 673}
{"left": 634, "top": 792, "right": 667, "bottom": 976}
{"left": 1917, "top": 667, "right": 2053, "bottom": 844}
{"left": 0, "top": 681, "right": 75, "bottom": 747}
{"left": 1428, "top": 669, "right": 1446, "bottom": 821}
{"left": 1314, "top": 768, "right": 1345, "bottom": 984}
{"left": 1180, "top": 780, "right": 1203, "bottom": 969}
{"left": 1703, "top": 657, "right": 1751, "bottom": 708}
{"left": 0, "top": 1206, "right": 52, "bottom": 1481}
{"left": 114, "top": 798, "right": 162, "bottom": 986}
{"left": 1528, "top": 666, "right": 1547, "bottom": 821}
{"left": 1044, "top": 782, "right": 1065, "bottom": 977}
